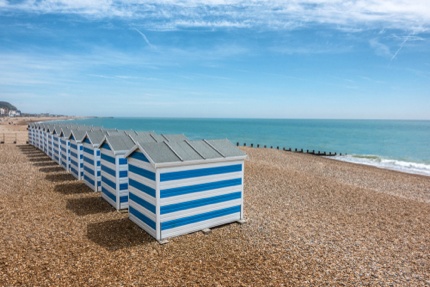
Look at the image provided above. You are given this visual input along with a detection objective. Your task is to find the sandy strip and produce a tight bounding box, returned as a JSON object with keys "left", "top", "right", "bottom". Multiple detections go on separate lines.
{"left": 0, "top": 121, "right": 429, "bottom": 286}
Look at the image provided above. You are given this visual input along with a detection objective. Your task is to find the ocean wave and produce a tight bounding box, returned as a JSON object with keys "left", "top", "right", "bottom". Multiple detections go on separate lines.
{"left": 332, "top": 154, "right": 430, "bottom": 177}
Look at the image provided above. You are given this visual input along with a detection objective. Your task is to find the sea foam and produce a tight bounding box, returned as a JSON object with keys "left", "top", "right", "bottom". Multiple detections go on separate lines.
{"left": 333, "top": 154, "right": 430, "bottom": 177}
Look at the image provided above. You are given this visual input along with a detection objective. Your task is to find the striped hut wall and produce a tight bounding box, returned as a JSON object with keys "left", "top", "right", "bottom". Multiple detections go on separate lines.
{"left": 70, "top": 141, "right": 84, "bottom": 180}
{"left": 127, "top": 150, "right": 157, "bottom": 238}
{"left": 52, "top": 135, "right": 61, "bottom": 163}
{"left": 60, "top": 138, "right": 71, "bottom": 171}
{"left": 38, "top": 130, "right": 43, "bottom": 150}
{"left": 158, "top": 160, "right": 244, "bottom": 240}
{"left": 82, "top": 140, "right": 101, "bottom": 192}
{"left": 44, "top": 132, "right": 49, "bottom": 154}
{"left": 47, "top": 134, "right": 54, "bottom": 159}
{"left": 100, "top": 145, "right": 129, "bottom": 210}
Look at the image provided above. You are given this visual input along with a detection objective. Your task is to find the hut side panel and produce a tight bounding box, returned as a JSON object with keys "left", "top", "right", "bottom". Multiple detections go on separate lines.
{"left": 70, "top": 141, "right": 84, "bottom": 180}
{"left": 127, "top": 151, "right": 157, "bottom": 239}
{"left": 100, "top": 144, "right": 129, "bottom": 210}
{"left": 159, "top": 161, "right": 244, "bottom": 240}
{"left": 47, "top": 134, "right": 54, "bottom": 159}
{"left": 60, "top": 138, "right": 70, "bottom": 171}
{"left": 82, "top": 139, "right": 101, "bottom": 192}
{"left": 52, "top": 135, "right": 61, "bottom": 163}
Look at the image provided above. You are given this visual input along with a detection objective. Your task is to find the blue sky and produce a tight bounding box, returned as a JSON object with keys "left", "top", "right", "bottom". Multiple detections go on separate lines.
{"left": 1, "top": 1, "right": 429, "bottom": 119}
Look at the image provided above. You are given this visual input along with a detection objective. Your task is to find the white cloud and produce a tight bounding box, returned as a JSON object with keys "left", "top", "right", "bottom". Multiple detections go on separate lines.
{"left": 1, "top": 0, "right": 430, "bottom": 31}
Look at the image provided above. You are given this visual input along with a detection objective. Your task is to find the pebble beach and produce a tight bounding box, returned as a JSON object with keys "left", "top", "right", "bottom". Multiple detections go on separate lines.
{"left": 1, "top": 118, "right": 429, "bottom": 286}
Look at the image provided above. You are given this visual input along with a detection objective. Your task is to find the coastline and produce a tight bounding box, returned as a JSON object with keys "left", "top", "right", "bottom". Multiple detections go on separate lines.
{"left": 1, "top": 122, "right": 429, "bottom": 285}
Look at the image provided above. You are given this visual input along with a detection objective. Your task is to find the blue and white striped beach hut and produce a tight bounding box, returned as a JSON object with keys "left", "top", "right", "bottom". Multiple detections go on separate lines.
{"left": 69, "top": 129, "right": 89, "bottom": 180}
{"left": 28, "top": 123, "right": 35, "bottom": 146}
{"left": 125, "top": 139, "right": 246, "bottom": 242}
{"left": 82, "top": 130, "right": 106, "bottom": 192}
{"left": 45, "top": 125, "right": 52, "bottom": 158}
{"left": 52, "top": 126, "right": 63, "bottom": 164}
{"left": 59, "top": 127, "right": 72, "bottom": 171}
{"left": 99, "top": 134, "right": 136, "bottom": 210}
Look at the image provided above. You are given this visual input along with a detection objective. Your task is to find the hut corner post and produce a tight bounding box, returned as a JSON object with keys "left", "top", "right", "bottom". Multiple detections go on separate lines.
{"left": 115, "top": 156, "right": 120, "bottom": 211}
{"left": 156, "top": 170, "right": 162, "bottom": 242}
{"left": 240, "top": 161, "right": 245, "bottom": 222}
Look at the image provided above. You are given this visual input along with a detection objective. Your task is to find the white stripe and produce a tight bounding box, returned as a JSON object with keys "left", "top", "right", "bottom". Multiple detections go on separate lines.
{"left": 160, "top": 185, "right": 241, "bottom": 205}
{"left": 161, "top": 213, "right": 240, "bottom": 240}
{"left": 160, "top": 199, "right": 242, "bottom": 222}
{"left": 159, "top": 171, "right": 242, "bottom": 190}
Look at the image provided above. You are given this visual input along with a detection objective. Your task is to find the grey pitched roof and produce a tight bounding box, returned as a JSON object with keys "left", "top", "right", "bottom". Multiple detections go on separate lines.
{"left": 130, "top": 132, "right": 188, "bottom": 144}
{"left": 60, "top": 127, "right": 72, "bottom": 138}
{"left": 103, "top": 134, "right": 136, "bottom": 154}
{"left": 85, "top": 130, "right": 107, "bottom": 147}
{"left": 136, "top": 139, "right": 246, "bottom": 164}
{"left": 129, "top": 132, "right": 158, "bottom": 143}
{"left": 70, "top": 129, "right": 88, "bottom": 142}
{"left": 161, "top": 134, "right": 188, "bottom": 142}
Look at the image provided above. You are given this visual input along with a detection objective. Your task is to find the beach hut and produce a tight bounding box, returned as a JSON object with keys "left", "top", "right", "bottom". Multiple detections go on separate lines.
{"left": 99, "top": 134, "right": 136, "bottom": 210}
{"left": 69, "top": 128, "right": 90, "bottom": 180}
{"left": 59, "top": 127, "right": 72, "bottom": 171}
{"left": 125, "top": 139, "right": 247, "bottom": 242}
{"left": 52, "top": 126, "right": 63, "bottom": 164}
{"left": 44, "top": 125, "right": 54, "bottom": 159}
{"left": 28, "top": 123, "right": 34, "bottom": 146}
{"left": 82, "top": 130, "right": 106, "bottom": 192}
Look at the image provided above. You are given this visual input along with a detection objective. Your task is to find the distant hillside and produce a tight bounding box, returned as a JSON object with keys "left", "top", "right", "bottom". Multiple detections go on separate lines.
{"left": 0, "top": 101, "right": 17, "bottom": 110}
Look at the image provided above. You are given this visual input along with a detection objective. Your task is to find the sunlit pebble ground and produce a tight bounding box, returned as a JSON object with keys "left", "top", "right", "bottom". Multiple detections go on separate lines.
{"left": 1, "top": 142, "right": 429, "bottom": 286}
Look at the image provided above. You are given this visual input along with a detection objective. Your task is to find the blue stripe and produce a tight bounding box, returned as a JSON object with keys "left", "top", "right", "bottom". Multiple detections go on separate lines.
{"left": 71, "top": 159, "right": 78, "bottom": 168}
{"left": 96, "top": 150, "right": 100, "bottom": 156}
{"left": 102, "top": 165, "right": 116, "bottom": 177}
{"left": 129, "top": 206, "right": 156, "bottom": 230}
{"left": 101, "top": 153, "right": 115, "bottom": 164}
{"left": 161, "top": 205, "right": 241, "bottom": 230}
{"left": 97, "top": 161, "right": 101, "bottom": 167}
{"left": 161, "top": 164, "right": 242, "bottom": 182}
{"left": 84, "top": 174, "right": 95, "bottom": 187}
{"left": 70, "top": 151, "right": 78, "bottom": 159}
{"left": 161, "top": 178, "right": 242, "bottom": 198}
{"left": 129, "top": 178, "right": 155, "bottom": 198}
{"left": 120, "top": 195, "right": 128, "bottom": 203}
{"left": 71, "top": 167, "right": 78, "bottom": 176}
{"left": 129, "top": 193, "right": 155, "bottom": 213}
{"left": 129, "top": 164, "right": 155, "bottom": 181}
{"left": 119, "top": 158, "right": 127, "bottom": 165}
{"left": 128, "top": 151, "right": 149, "bottom": 163}
{"left": 160, "top": 192, "right": 242, "bottom": 214}
{"left": 70, "top": 143, "right": 77, "bottom": 150}
{"left": 83, "top": 156, "right": 93, "bottom": 165}
{"left": 83, "top": 147, "right": 93, "bottom": 155}
{"left": 119, "top": 183, "right": 128, "bottom": 191}
{"left": 102, "top": 176, "right": 116, "bottom": 190}
{"left": 100, "top": 142, "right": 111, "bottom": 150}
{"left": 102, "top": 186, "right": 115, "bottom": 202}
{"left": 84, "top": 165, "right": 94, "bottom": 175}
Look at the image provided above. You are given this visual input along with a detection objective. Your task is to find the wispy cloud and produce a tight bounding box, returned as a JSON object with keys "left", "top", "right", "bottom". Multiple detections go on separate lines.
{"left": 132, "top": 28, "right": 155, "bottom": 48}
{"left": 2, "top": 1, "right": 430, "bottom": 32}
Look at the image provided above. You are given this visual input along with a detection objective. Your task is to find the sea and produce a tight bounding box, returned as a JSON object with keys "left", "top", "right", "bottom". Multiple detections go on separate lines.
{"left": 69, "top": 118, "right": 430, "bottom": 177}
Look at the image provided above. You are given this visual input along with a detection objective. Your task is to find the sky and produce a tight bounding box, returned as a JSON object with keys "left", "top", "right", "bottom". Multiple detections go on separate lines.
{"left": 1, "top": 0, "right": 430, "bottom": 119}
